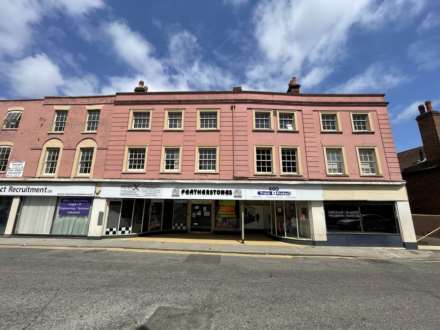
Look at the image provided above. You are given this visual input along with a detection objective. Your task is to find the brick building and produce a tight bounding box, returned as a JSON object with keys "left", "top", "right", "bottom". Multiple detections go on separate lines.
{"left": 0, "top": 80, "right": 417, "bottom": 248}
{"left": 398, "top": 101, "right": 440, "bottom": 215}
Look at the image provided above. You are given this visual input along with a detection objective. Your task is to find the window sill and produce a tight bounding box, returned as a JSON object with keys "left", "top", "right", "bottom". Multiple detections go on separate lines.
{"left": 280, "top": 173, "right": 302, "bottom": 177}
{"left": 254, "top": 173, "right": 276, "bottom": 176}
{"left": 352, "top": 131, "right": 375, "bottom": 134}
{"left": 195, "top": 171, "right": 219, "bottom": 174}
{"left": 326, "top": 174, "right": 349, "bottom": 177}
{"left": 253, "top": 129, "right": 274, "bottom": 132}
{"left": 48, "top": 131, "right": 64, "bottom": 135}
{"left": 122, "top": 171, "right": 146, "bottom": 174}
{"left": 359, "top": 174, "right": 382, "bottom": 177}
{"left": 164, "top": 129, "right": 184, "bottom": 132}
{"left": 160, "top": 171, "right": 181, "bottom": 174}
{"left": 196, "top": 129, "right": 220, "bottom": 132}
{"left": 127, "top": 129, "right": 151, "bottom": 132}
{"left": 82, "top": 131, "right": 97, "bottom": 134}
{"left": 320, "top": 130, "right": 343, "bottom": 134}
{"left": 277, "top": 129, "right": 299, "bottom": 133}
{"left": 2, "top": 128, "right": 18, "bottom": 131}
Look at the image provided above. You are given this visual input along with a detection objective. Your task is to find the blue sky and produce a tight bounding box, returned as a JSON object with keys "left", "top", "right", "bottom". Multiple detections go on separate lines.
{"left": 0, "top": 0, "right": 439, "bottom": 151}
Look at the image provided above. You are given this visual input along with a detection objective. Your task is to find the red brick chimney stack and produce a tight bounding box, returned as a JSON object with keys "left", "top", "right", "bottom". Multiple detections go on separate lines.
{"left": 287, "top": 77, "right": 301, "bottom": 95}
{"left": 416, "top": 100, "right": 440, "bottom": 162}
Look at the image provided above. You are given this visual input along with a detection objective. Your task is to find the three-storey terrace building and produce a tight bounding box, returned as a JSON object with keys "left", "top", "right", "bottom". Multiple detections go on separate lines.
{"left": 0, "top": 80, "right": 417, "bottom": 248}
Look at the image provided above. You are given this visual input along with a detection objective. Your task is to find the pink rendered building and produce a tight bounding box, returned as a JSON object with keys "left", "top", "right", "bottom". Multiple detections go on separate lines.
{"left": 0, "top": 80, "right": 417, "bottom": 248}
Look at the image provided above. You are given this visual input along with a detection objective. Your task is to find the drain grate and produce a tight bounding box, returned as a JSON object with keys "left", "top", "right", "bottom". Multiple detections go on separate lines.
{"left": 184, "top": 254, "right": 221, "bottom": 264}
{"left": 140, "top": 306, "right": 212, "bottom": 330}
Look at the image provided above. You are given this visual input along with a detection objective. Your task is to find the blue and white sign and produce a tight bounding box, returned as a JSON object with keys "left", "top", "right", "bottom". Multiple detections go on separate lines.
{"left": 58, "top": 198, "right": 91, "bottom": 217}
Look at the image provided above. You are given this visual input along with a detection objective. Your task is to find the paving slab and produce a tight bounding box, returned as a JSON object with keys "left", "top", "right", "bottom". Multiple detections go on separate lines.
{"left": 0, "top": 236, "right": 439, "bottom": 260}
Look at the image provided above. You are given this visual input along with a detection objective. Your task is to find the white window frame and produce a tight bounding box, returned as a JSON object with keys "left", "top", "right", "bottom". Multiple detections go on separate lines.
{"left": 85, "top": 109, "right": 100, "bottom": 132}
{"left": 351, "top": 112, "right": 373, "bottom": 132}
{"left": 0, "top": 145, "right": 12, "bottom": 172}
{"left": 279, "top": 146, "right": 301, "bottom": 175}
{"left": 129, "top": 110, "right": 151, "bottom": 130}
{"left": 196, "top": 146, "right": 219, "bottom": 173}
{"left": 164, "top": 110, "right": 184, "bottom": 130}
{"left": 320, "top": 112, "right": 341, "bottom": 132}
{"left": 253, "top": 110, "right": 273, "bottom": 130}
{"left": 124, "top": 146, "right": 147, "bottom": 172}
{"left": 3, "top": 110, "right": 23, "bottom": 130}
{"left": 52, "top": 110, "right": 68, "bottom": 133}
{"left": 76, "top": 147, "right": 95, "bottom": 176}
{"left": 278, "top": 111, "right": 297, "bottom": 131}
{"left": 356, "top": 147, "right": 382, "bottom": 176}
{"left": 197, "top": 110, "right": 219, "bottom": 130}
{"left": 42, "top": 147, "right": 61, "bottom": 176}
{"left": 161, "top": 146, "right": 182, "bottom": 173}
{"left": 254, "top": 146, "right": 275, "bottom": 175}
{"left": 324, "top": 146, "right": 348, "bottom": 176}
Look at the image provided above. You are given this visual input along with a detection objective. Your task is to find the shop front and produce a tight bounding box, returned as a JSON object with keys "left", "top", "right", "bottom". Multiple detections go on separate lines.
{"left": 98, "top": 182, "right": 323, "bottom": 241}
{"left": 324, "top": 201, "right": 402, "bottom": 246}
{"left": 0, "top": 182, "right": 95, "bottom": 237}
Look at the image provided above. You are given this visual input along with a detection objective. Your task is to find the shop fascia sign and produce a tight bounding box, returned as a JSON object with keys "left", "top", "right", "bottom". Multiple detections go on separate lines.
{"left": 102, "top": 183, "right": 323, "bottom": 201}
{"left": 0, "top": 183, "right": 95, "bottom": 196}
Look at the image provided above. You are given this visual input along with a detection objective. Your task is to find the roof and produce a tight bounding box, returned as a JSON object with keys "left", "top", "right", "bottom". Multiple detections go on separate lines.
{"left": 398, "top": 147, "right": 425, "bottom": 171}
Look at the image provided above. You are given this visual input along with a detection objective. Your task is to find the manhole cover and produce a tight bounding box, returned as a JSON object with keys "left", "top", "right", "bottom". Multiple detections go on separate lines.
{"left": 140, "top": 306, "right": 212, "bottom": 330}
{"left": 184, "top": 254, "right": 221, "bottom": 264}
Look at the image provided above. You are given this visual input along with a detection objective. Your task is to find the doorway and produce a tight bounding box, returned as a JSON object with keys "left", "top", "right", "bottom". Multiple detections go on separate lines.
{"left": 190, "top": 201, "right": 212, "bottom": 232}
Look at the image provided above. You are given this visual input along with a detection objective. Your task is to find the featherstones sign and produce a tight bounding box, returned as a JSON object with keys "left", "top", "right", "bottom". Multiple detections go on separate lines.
{"left": 100, "top": 184, "right": 323, "bottom": 200}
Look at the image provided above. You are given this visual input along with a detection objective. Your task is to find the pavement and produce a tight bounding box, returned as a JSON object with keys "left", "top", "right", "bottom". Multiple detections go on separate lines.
{"left": 0, "top": 246, "right": 439, "bottom": 329}
{"left": 0, "top": 234, "right": 439, "bottom": 260}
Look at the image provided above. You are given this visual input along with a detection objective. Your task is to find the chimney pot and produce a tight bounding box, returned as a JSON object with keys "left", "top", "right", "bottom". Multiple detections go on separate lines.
{"left": 134, "top": 80, "right": 148, "bottom": 93}
{"left": 287, "top": 76, "right": 301, "bottom": 95}
{"left": 418, "top": 104, "right": 426, "bottom": 114}
{"left": 232, "top": 86, "right": 242, "bottom": 92}
{"left": 425, "top": 100, "right": 433, "bottom": 112}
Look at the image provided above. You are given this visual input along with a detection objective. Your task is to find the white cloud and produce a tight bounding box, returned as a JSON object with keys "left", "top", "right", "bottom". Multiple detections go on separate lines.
{"left": 360, "top": 0, "right": 427, "bottom": 28}
{"left": 223, "top": 0, "right": 249, "bottom": 7}
{"left": 45, "top": 0, "right": 104, "bottom": 16}
{"left": 102, "top": 22, "right": 233, "bottom": 92}
{"left": 0, "top": 0, "right": 105, "bottom": 58}
{"left": 408, "top": 39, "right": 440, "bottom": 71}
{"left": 393, "top": 99, "right": 440, "bottom": 123}
{"left": 0, "top": 1, "right": 42, "bottom": 57}
{"left": 6, "top": 53, "right": 100, "bottom": 98}
{"left": 7, "top": 54, "right": 64, "bottom": 98}
{"left": 63, "top": 74, "right": 100, "bottom": 96}
{"left": 302, "top": 67, "right": 332, "bottom": 88}
{"left": 245, "top": 0, "right": 427, "bottom": 91}
{"left": 418, "top": 12, "right": 440, "bottom": 32}
{"left": 333, "top": 63, "right": 405, "bottom": 93}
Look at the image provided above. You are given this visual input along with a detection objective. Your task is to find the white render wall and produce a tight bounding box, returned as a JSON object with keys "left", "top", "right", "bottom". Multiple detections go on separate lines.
{"left": 395, "top": 201, "right": 417, "bottom": 245}
{"left": 87, "top": 198, "right": 107, "bottom": 237}
{"left": 4, "top": 197, "right": 20, "bottom": 235}
{"left": 309, "top": 201, "right": 327, "bottom": 243}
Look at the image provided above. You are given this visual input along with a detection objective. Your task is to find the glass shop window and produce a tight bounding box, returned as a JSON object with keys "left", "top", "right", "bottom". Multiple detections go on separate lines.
{"left": 324, "top": 202, "right": 399, "bottom": 234}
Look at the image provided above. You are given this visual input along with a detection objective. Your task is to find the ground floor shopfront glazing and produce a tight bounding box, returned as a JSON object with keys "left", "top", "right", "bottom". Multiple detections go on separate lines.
{"left": 103, "top": 198, "right": 312, "bottom": 241}
{"left": 0, "top": 181, "right": 418, "bottom": 248}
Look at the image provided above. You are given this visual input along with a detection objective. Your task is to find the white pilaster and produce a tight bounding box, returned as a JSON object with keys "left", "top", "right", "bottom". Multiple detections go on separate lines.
{"left": 4, "top": 197, "right": 21, "bottom": 235}
{"left": 309, "top": 201, "right": 327, "bottom": 243}
{"left": 396, "top": 201, "right": 417, "bottom": 248}
{"left": 87, "top": 198, "right": 107, "bottom": 237}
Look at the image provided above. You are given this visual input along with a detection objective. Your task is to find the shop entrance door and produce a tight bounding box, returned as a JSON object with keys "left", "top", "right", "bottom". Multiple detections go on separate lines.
{"left": 190, "top": 202, "right": 212, "bottom": 232}
{"left": 149, "top": 200, "right": 163, "bottom": 232}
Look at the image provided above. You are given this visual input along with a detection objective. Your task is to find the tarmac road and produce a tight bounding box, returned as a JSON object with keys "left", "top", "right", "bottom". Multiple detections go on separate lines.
{"left": 0, "top": 247, "right": 439, "bottom": 329}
